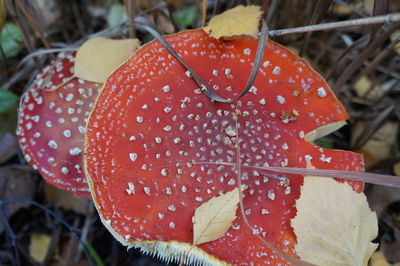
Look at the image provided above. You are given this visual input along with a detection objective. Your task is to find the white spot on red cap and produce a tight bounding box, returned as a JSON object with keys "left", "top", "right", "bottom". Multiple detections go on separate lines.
{"left": 144, "top": 187, "right": 151, "bottom": 195}
{"left": 162, "top": 85, "right": 170, "bottom": 92}
{"left": 129, "top": 153, "right": 138, "bottom": 162}
{"left": 268, "top": 190, "right": 275, "bottom": 200}
{"left": 317, "top": 87, "right": 327, "bottom": 98}
{"left": 63, "top": 130, "right": 71, "bottom": 138}
{"left": 48, "top": 140, "right": 58, "bottom": 149}
{"left": 276, "top": 95, "right": 286, "bottom": 104}
{"left": 272, "top": 66, "right": 281, "bottom": 75}
{"left": 69, "top": 147, "right": 82, "bottom": 155}
{"left": 65, "top": 93, "right": 74, "bottom": 101}
{"left": 167, "top": 205, "right": 176, "bottom": 212}
{"left": 61, "top": 167, "right": 69, "bottom": 174}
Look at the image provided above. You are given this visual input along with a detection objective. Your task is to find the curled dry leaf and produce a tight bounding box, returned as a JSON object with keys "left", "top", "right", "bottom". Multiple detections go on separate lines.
{"left": 75, "top": 37, "right": 141, "bottom": 83}
{"left": 203, "top": 5, "right": 262, "bottom": 39}
{"left": 291, "top": 176, "right": 378, "bottom": 266}
{"left": 193, "top": 185, "right": 246, "bottom": 245}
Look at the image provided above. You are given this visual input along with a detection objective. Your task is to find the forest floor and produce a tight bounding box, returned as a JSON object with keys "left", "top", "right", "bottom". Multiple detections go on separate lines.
{"left": 1, "top": 0, "right": 400, "bottom": 265}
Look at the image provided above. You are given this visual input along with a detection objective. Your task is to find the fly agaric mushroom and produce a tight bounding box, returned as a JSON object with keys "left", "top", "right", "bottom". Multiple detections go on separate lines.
{"left": 18, "top": 52, "right": 100, "bottom": 197}
{"left": 84, "top": 29, "right": 364, "bottom": 264}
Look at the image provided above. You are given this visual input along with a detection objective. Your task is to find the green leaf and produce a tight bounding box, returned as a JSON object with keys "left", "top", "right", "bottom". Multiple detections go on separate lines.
{"left": 106, "top": 4, "right": 127, "bottom": 28}
{"left": 0, "top": 23, "right": 24, "bottom": 58}
{"left": 83, "top": 241, "right": 105, "bottom": 266}
{"left": 314, "top": 137, "right": 335, "bottom": 149}
{"left": 142, "top": 32, "right": 155, "bottom": 44}
{"left": 0, "top": 89, "right": 19, "bottom": 133}
{"left": 173, "top": 6, "right": 197, "bottom": 28}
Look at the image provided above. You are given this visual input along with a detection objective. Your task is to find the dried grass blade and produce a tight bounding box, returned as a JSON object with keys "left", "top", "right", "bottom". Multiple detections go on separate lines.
{"left": 300, "top": 0, "right": 333, "bottom": 56}
{"left": 370, "top": 0, "right": 389, "bottom": 41}
{"left": 333, "top": 23, "right": 398, "bottom": 93}
{"left": 201, "top": 0, "right": 208, "bottom": 27}
{"left": 262, "top": 167, "right": 400, "bottom": 188}
{"left": 269, "top": 13, "right": 400, "bottom": 37}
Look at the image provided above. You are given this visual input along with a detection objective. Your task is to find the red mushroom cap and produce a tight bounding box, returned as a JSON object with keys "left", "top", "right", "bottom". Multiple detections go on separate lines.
{"left": 84, "top": 29, "right": 364, "bottom": 264}
{"left": 18, "top": 52, "right": 100, "bottom": 197}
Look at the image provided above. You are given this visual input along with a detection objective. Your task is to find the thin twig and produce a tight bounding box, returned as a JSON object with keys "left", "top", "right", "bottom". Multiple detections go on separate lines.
{"left": 201, "top": 0, "right": 208, "bottom": 27}
{"left": 14, "top": 0, "right": 54, "bottom": 60}
{"left": 136, "top": 19, "right": 269, "bottom": 103}
{"left": 187, "top": 161, "right": 400, "bottom": 188}
{"left": 127, "top": 0, "right": 136, "bottom": 38}
{"left": 0, "top": 205, "right": 21, "bottom": 266}
{"left": 269, "top": 13, "right": 400, "bottom": 37}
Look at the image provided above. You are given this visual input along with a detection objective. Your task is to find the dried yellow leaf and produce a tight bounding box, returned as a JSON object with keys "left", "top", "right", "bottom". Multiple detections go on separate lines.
{"left": 394, "top": 162, "right": 400, "bottom": 176}
{"left": 203, "top": 5, "right": 262, "bottom": 39}
{"left": 353, "top": 76, "right": 383, "bottom": 100}
{"left": 75, "top": 37, "right": 140, "bottom": 83}
{"left": 193, "top": 185, "right": 246, "bottom": 245}
{"left": 390, "top": 31, "right": 400, "bottom": 55}
{"left": 331, "top": 3, "right": 352, "bottom": 15}
{"left": 351, "top": 122, "right": 398, "bottom": 167}
{"left": 29, "top": 233, "right": 51, "bottom": 263}
{"left": 292, "top": 176, "right": 378, "bottom": 266}
{"left": 370, "top": 251, "right": 400, "bottom": 266}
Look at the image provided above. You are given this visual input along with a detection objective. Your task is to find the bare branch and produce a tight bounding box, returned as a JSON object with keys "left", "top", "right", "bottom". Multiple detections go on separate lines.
{"left": 269, "top": 13, "right": 400, "bottom": 36}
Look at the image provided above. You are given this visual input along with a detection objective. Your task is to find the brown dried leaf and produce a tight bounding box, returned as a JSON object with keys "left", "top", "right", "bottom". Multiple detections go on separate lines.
{"left": 0, "top": 132, "right": 18, "bottom": 164}
{"left": 0, "top": 166, "right": 36, "bottom": 232}
{"left": 292, "top": 176, "right": 378, "bottom": 266}
{"left": 193, "top": 185, "right": 246, "bottom": 245}
{"left": 203, "top": 5, "right": 262, "bottom": 39}
{"left": 75, "top": 37, "right": 141, "bottom": 83}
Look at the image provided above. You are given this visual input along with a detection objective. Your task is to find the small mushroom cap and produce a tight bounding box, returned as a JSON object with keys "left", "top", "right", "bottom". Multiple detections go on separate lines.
{"left": 85, "top": 30, "right": 364, "bottom": 264}
{"left": 18, "top": 52, "right": 100, "bottom": 197}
